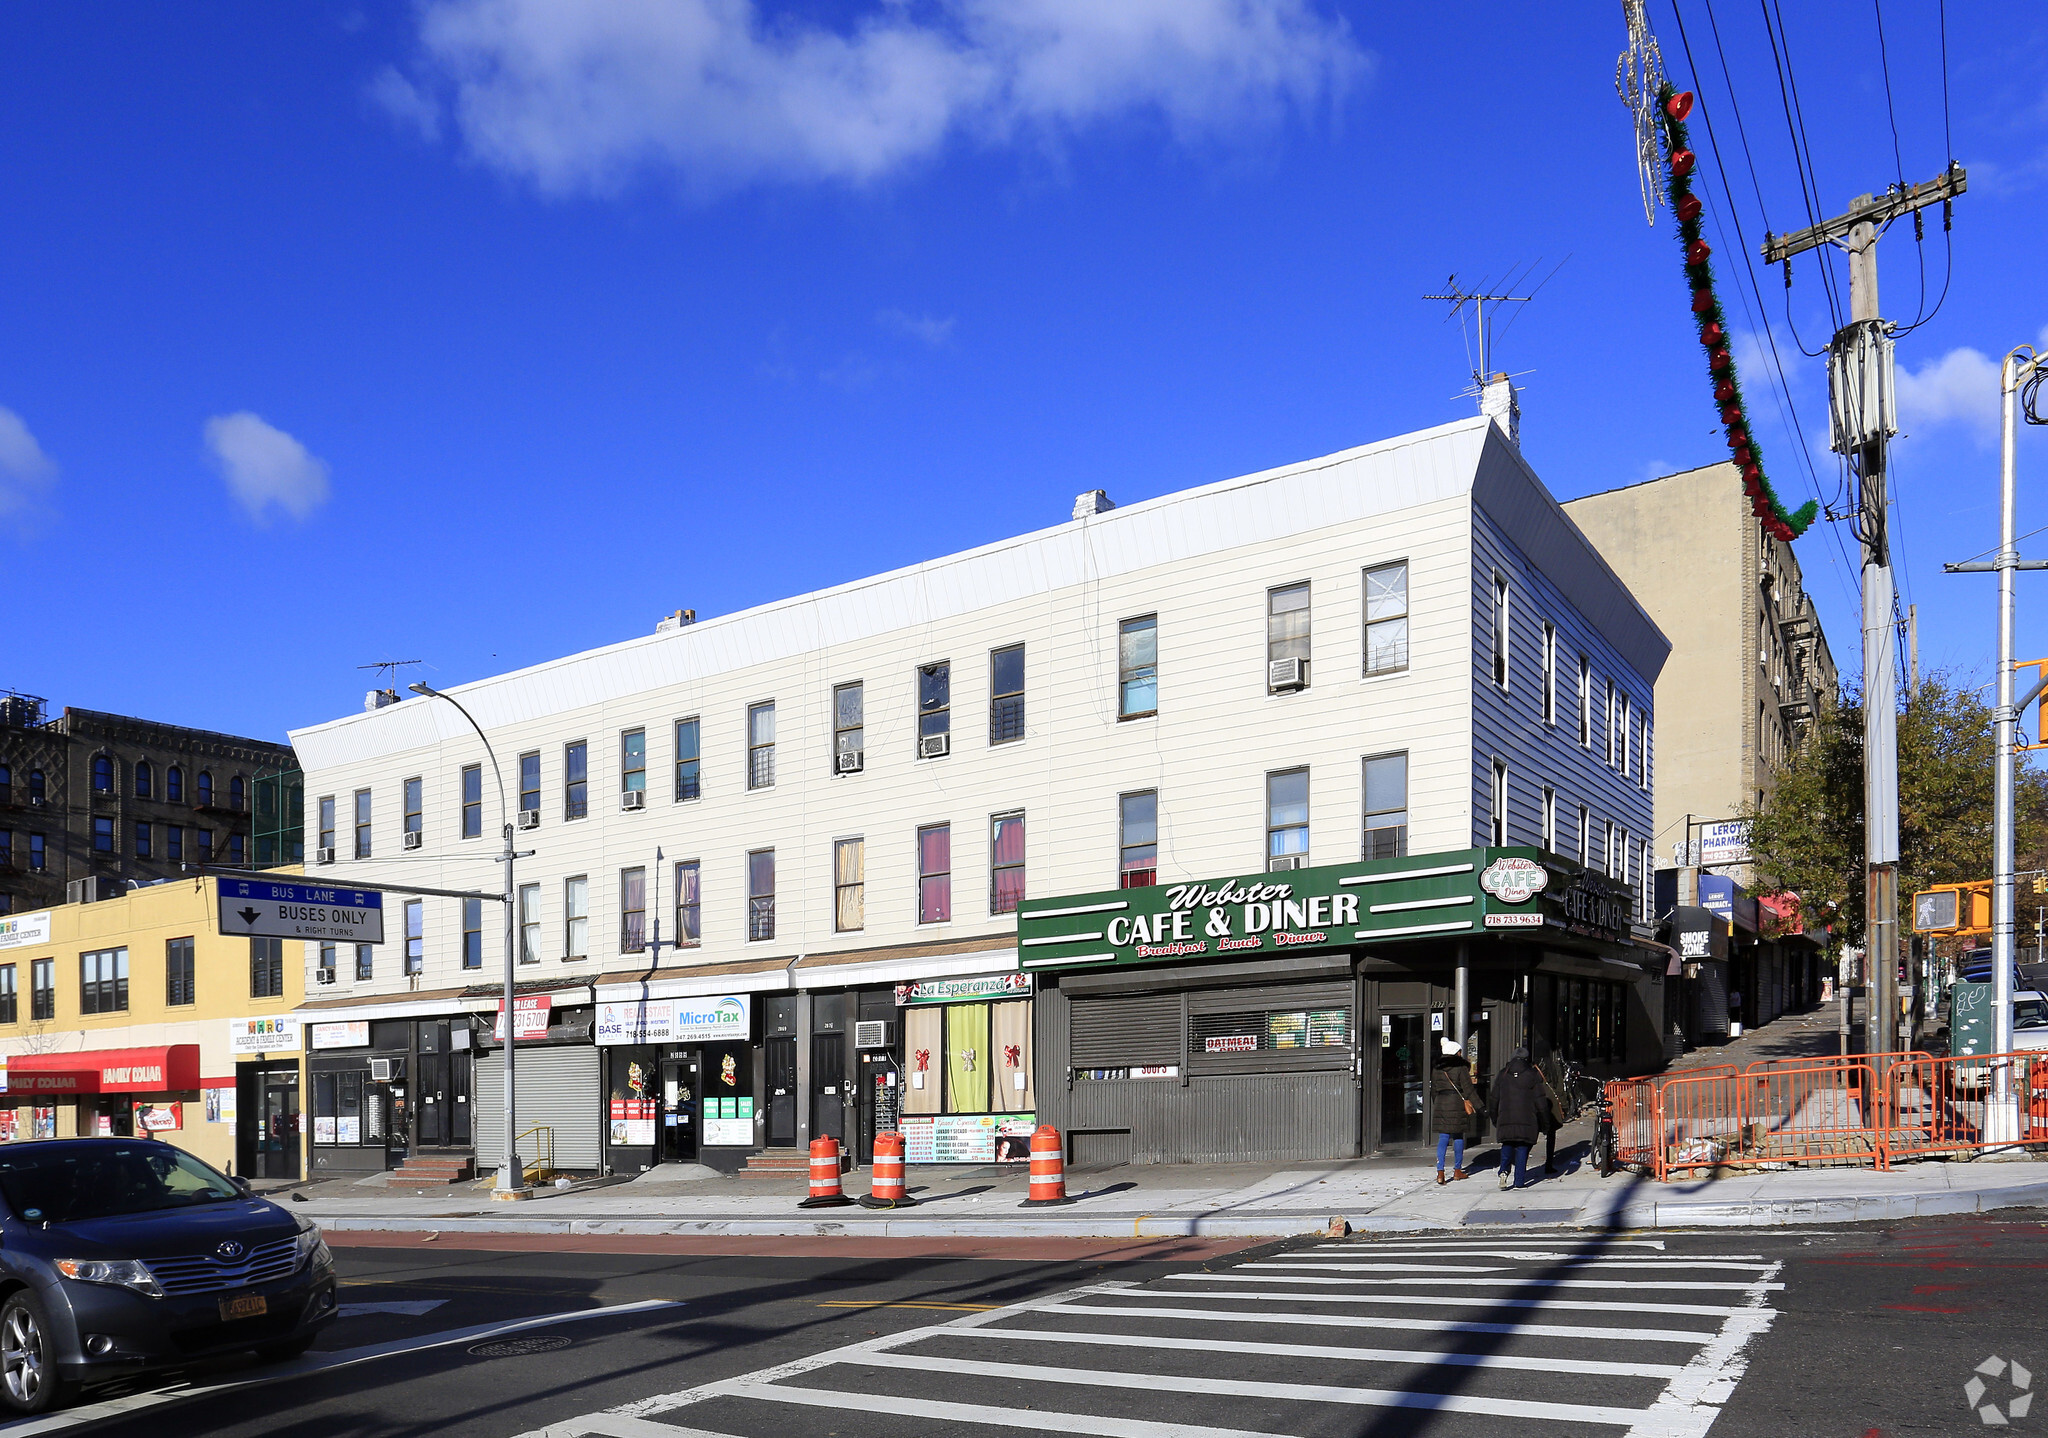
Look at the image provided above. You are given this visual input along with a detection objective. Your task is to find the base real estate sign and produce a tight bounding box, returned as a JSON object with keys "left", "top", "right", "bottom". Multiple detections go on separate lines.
{"left": 1018, "top": 847, "right": 1634, "bottom": 973}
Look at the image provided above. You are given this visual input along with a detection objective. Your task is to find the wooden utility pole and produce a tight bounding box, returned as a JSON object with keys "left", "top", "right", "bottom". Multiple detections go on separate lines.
{"left": 1762, "top": 164, "right": 1966, "bottom": 1056}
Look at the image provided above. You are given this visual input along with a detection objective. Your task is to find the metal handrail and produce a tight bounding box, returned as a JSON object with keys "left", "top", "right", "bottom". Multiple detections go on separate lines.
{"left": 516, "top": 1124, "right": 556, "bottom": 1184}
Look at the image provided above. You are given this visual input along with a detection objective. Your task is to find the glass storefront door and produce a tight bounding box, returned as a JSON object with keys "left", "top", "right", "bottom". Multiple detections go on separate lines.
{"left": 1377, "top": 1012, "right": 1430, "bottom": 1146}
{"left": 765, "top": 1037, "right": 797, "bottom": 1147}
{"left": 661, "top": 1057, "right": 699, "bottom": 1164}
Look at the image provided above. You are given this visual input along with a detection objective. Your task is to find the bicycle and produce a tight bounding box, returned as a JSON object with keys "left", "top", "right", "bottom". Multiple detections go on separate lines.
{"left": 1558, "top": 1059, "right": 1618, "bottom": 1177}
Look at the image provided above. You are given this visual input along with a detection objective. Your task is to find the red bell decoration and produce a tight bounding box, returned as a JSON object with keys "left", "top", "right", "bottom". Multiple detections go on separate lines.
{"left": 1743, "top": 464, "right": 1760, "bottom": 483}
{"left": 1714, "top": 380, "right": 1736, "bottom": 403}
{"left": 1700, "top": 321, "right": 1723, "bottom": 346}
{"left": 1710, "top": 348, "right": 1731, "bottom": 371}
{"left": 1677, "top": 194, "right": 1702, "bottom": 223}
{"left": 1727, "top": 426, "right": 1747, "bottom": 447}
{"left": 1666, "top": 91, "right": 1694, "bottom": 120}
{"left": 1733, "top": 446, "right": 1752, "bottom": 466}
{"left": 1692, "top": 289, "right": 1715, "bottom": 313}
{"left": 1687, "top": 241, "right": 1713, "bottom": 266}
{"left": 1670, "top": 150, "right": 1697, "bottom": 179}
{"left": 1722, "top": 404, "right": 1743, "bottom": 425}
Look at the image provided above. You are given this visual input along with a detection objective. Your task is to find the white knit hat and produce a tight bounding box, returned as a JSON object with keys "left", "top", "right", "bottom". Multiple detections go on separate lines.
{"left": 1439, "top": 1037, "right": 1462, "bottom": 1057}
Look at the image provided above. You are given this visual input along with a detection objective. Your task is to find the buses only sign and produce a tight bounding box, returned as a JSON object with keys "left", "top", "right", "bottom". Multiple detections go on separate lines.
{"left": 217, "top": 877, "right": 385, "bottom": 944}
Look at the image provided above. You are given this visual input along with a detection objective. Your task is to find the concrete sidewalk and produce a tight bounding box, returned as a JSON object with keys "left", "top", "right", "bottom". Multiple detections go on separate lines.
{"left": 292, "top": 1132, "right": 2048, "bottom": 1239}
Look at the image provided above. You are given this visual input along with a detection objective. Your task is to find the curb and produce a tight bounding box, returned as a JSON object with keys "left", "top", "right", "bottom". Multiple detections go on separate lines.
{"left": 1590, "top": 1179, "right": 2048, "bottom": 1229}
{"left": 312, "top": 1211, "right": 1440, "bottom": 1240}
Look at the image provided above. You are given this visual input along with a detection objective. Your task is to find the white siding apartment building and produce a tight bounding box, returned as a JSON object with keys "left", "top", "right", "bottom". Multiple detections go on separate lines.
{"left": 288, "top": 413, "right": 1666, "bottom": 1177}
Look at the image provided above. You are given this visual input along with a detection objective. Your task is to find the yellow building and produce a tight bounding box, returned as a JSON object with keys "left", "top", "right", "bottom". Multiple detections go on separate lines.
{"left": 0, "top": 876, "right": 306, "bottom": 1178}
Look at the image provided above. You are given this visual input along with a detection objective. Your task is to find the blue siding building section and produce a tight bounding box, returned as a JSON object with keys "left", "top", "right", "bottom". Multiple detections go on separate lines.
{"left": 1466, "top": 431, "right": 1661, "bottom": 905}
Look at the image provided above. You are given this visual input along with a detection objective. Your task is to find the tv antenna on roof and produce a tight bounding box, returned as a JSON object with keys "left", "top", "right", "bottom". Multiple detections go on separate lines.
{"left": 358, "top": 659, "right": 424, "bottom": 685}
{"left": 1425, "top": 272, "right": 1539, "bottom": 393}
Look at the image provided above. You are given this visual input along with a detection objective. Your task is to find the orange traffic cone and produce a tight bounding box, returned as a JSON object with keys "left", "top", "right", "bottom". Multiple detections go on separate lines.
{"left": 1019, "top": 1124, "right": 1076, "bottom": 1207}
{"left": 798, "top": 1135, "right": 852, "bottom": 1208}
{"left": 857, "top": 1132, "right": 916, "bottom": 1209}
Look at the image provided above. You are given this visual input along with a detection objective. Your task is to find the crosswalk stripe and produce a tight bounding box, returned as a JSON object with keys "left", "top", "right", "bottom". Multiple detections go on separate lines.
{"left": 1310, "top": 1249, "right": 1744, "bottom": 1261}
{"left": 1162, "top": 1273, "right": 1784, "bottom": 1292}
{"left": 1074, "top": 1285, "right": 1766, "bottom": 1318}
{"left": 1038, "top": 1299, "right": 1727, "bottom": 1344}
{"left": 955, "top": 1321, "right": 1689, "bottom": 1378}
{"left": 720, "top": 1381, "right": 1279, "bottom": 1438}
{"left": 1317, "top": 1239, "right": 1667, "bottom": 1250}
{"left": 562, "top": 1419, "right": 735, "bottom": 1438}
{"left": 1246, "top": 1260, "right": 1778, "bottom": 1273}
{"left": 831, "top": 1351, "right": 1696, "bottom": 1431}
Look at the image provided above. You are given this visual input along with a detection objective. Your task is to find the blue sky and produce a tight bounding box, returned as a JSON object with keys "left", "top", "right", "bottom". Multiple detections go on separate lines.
{"left": 1, "top": 2, "right": 2043, "bottom": 744}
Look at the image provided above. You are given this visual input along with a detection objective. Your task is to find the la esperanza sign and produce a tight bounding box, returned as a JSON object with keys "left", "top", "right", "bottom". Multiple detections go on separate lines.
{"left": 1018, "top": 849, "right": 1633, "bottom": 973}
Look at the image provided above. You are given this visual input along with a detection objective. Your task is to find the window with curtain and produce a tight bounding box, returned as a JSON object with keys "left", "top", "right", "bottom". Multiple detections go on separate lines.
{"left": 748, "top": 850, "right": 775, "bottom": 941}
{"left": 620, "top": 868, "right": 646, "bottom": 953}
{"left": 675, "top": 861, "right": 700, "bottom": 946}
{"left": 990, "top": 811, "right": 1026, "bottom": 914}
{"left": 564, "top": 877, "right": 588, "bottom": 958}
{"left": 1119, "top": 791, "right": 1157, "bottom": 887}
{"left": 519, "top": 883, "right": 540, "bottom": 963}
{"left": 834, "top": 839, "right": 864, "bottom": 932}
{"left": 917, "top": 825, "right": 951, "bottom": 923}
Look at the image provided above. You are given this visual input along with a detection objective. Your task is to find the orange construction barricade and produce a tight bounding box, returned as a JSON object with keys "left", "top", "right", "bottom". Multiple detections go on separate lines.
{"left": 858, "top": 1132, "right": 915, "bottom": 1209}
{"left": 798, "top": 1135, "right": 853, "bottom": 1208}
{"left": 1019, "top": 1124, "right": 1075, "bottom": 1207}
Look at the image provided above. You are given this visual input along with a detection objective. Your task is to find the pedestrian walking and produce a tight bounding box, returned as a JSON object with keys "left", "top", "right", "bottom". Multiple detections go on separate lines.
{"left": 1487, "top": 1046, "right": 1553, "bottom": 1190}
{"left": 1430, "top": 1038, "right": 1477, "bottom": 1184}
{"left": 1537, "top": 1061, "right": 1568, "bottom": 1175}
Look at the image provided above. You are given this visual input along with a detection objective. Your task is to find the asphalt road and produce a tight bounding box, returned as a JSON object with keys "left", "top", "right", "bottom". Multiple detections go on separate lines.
{"left": 7, "top": 1216, "right": 2045, "bottom": 1438}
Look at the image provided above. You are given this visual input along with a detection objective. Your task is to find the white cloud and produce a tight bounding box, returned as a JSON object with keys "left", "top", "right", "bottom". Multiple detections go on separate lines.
{"left": 1895, "top": 344, "right": 2006, "bottom": 443}
{"left": 204, "top": 412, "right": 331, "bottom": 523}
{"left": 0, "top": 406, "right": 57, "bottom": 528}
{"left": 370, "top": 64, "right": 442, "bottom": 141}
{"left": 386, "top": 0, "right": 1369, "bottom": 194}
{"left": 878, "top": 308, "right": 956, "bottom": 347}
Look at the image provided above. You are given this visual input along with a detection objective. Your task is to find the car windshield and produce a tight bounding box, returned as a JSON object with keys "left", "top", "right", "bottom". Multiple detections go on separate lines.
{"left": 2016, "top": 1000, "right": 2048, "bottom": 1031}
{"left": 0, "top": 1144, "right": 239, "bottom": 1224}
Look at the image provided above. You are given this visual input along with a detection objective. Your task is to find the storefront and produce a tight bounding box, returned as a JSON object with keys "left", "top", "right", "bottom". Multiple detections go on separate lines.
{"left": 475, "top": 993, "right": 600, "bottom": 1178}
{"left": 5, "top": 1045, "right": 204, "bottom": 1146}
{"left": 894, "top": 972, "right": 1036, "bottom": 1165}
{"left": 1019, "top": 847, "right": 1655, "bottom": 1165}
{"left": 594, "top": 990, "right": 757, "bottom": 1174}
{"left": 1666, "top": 905, "right": 1733, "bottom": 1048}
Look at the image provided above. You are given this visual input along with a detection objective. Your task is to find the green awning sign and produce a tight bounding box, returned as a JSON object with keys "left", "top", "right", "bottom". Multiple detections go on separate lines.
{"left": 1017, "top": 847, "right": 1632, "bottom": 974}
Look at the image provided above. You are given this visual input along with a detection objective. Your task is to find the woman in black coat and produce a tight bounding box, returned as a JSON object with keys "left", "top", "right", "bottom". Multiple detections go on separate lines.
{"left": 1430, "top": 1038, "right": 1478, "bottom": 1183}
{"left": 1487, "top": 1047, "right": 1553, "bottom": 1190}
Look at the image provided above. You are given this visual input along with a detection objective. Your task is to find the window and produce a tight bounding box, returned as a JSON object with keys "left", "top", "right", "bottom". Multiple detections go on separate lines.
{"left": 403, "top": 900, "right": 424, "bottom": 974}
{"left": 229, "top": 775, "right": 245, "bottom": 812}
{"left": 1542, "top": 787, "right": 1557, "bottom": 852}
{"left": 318, "top": 796, "right": 335, "bottom": 853}
{"left": 196, "top": 828, "right": 214, "bottom": 864}
{"left": 134, "top": 821, "right": 151, "bottom": 859}
{"left": 1605, "top": 678, "right": 1617, "bottom": 767}
{"left": 1577, "top": 805, "right": 1590, "bottom": 865}
{"left": 833, "top": 685, "right": 863, "bottom": 769}
{"left": 1364, "top": 562, "right": 1409, "bottom": 675}
{"left": 317, "top": 942, "right": 335, "bottom": 985}
{"left": 1118, "top": 617, "right": 1158, "bottom": 718}
{"left": 0, "top": 763, "right": 7, "bottom": 805}
{"left": 93, "top": 816, "right": 115, "bottom": 854}
{"left": 1357, "top": 754, "right": 1407, "bottom": 860}
{"left": 918, "top": 664, "right": 951, "bottom": 746}
{"left": 353, "top": 789, "right": 372, "bottom": 858}
{"left": 1268, "top": 582, "right": 1310, "bottom": 685}
{"left": 621, "top": 729, "right": 646, "bottom": 794}
{"left": 1642, "top": 840, "right": 1655, "bottom": 919}
{"left": 748, "top": 704, "right": 776, "bottom": 789}
{"left": 27, "top": 770, "right": 44, "bottom": 804}
{"left": 1267, "top": 768, "right": 1309, "bottom": 869}
{"left": 621, "top": 868, "right": 646, "bottom": 953}
{"left": 166, "top": 942, "right": 196, "bottom": 1007}
{"left": 355, "top": 943, "right": 373, "bottom": 981}
{"left": 461, "top": 764, "right": 483, "bottom": 838}
{"left": 82, "top": 947, "right": 129, "bottom": 1014}
{"left": 1578, "top": 656, "right": 1592, "bottom": 747}
{"left": 519, "top": 883, "right": 540, "bottom": 963}
{"left": 1490, "top": 761, "right": 1508, "bottom": 846}
{"left": 166, "top": 766, "right": 182, "bottom": 803}
{"left": 166, "top": 826, "right": 183, "bottom": 862}
{"left": 564, "top": 877, "right": 588, "bottom": 960}
{"left": 31, "top": 958, "right": 53, "bottom": 1021}
{"left": 134, "top": 760, "right": 152, "bottom": 799}
{"left": 27, "top": 834, "right": 44, "bottom": 872}
{"left": 990, "top": 646, "right": 1025, "bottom": 744}
{"left": 748, "top": 850, "right": 776, "bottom": 941}
{"left": 0, "top": 965, "right": 14, "bottom": 1025}
{"left": 1491, "top": 574, "right": 1510, "bottom": 689}
{"left": 675, "top": 861, "right": 700, "bottom": 947}
{"left": 834, "top": 838, "right": 864, "bottom": 932}
{"left": 456, "top": 896, "right": 481, "bottom": 968}
{"left": 250, "top": 938, "right": 284, "bottom": 999}
{"left": 1617, "top": 828, "right": 1630, "bottom": 888}
{"left": 404, "top": 777, "right": 423, "bottom": 840}
{"left": 565, "top": 741, "right": 588, "bottom": 820}
{"left": 519, "top": 752, "right": 541, "bottom": 814}
{"left": 92, "top": 754, "right": 113, "bottom": 792}
{"left": 673, "top": 720, "right": 700, "bottom": 801}
{"left": 990, "top": 811, "right": 1026, "bottom": 914}
{"left": 1618, "top": 693, "right": 1632, "bottom": 778}
{"left": 0, "top": 832, "right": 8, "bottom": 869}
{"left": 1643, "top": 715, "right": 1654, "bottom": 790}
{"left": 1119, "top": 791, "right": 1158, "bottom": 888}
{"left": 197, "top": 771, "right": 213, "bottom": 807}
{"left": 917, "top": 824, "right": 952, "bottom": 923}
{"left": 1541, "top": 623, "right": 1556, "bottom": 725}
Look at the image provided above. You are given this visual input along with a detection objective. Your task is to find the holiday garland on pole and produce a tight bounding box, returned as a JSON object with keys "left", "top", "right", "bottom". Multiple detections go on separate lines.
{"left": 1656, "top": 83, "right": 1817, "bottom": 542}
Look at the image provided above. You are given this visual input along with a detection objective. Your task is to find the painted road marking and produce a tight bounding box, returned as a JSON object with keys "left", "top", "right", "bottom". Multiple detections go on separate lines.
{"left": 1046, "top": 1296, "right": 1729, "bottom": 1344}
{"left": 719, "top": 1383, "right": 1279, "bottom": 1438}
{"left": 1318, "top": 1238, "right": 1668, "bottom": 1250}
{"left": 814, "top": 1301, "right": 1000, "bottom": 1311}
{"left": 1091, "top": 1286, "right": 1765, "bottom": 1318}
{"left": 337, "top": 1299, "right": 450, "bottom": 1317}
{"left": 1162, "top": 1272, "right": 1785, "bottom": 1292}
{"left": 1245, "top": 1259, "right": 1779, "bottom": 1273}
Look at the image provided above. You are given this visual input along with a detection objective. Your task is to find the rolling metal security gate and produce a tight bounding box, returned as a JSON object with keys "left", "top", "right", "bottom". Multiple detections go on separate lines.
{"left": 475, "top": 1046, "right": 602, "bottom": 1172}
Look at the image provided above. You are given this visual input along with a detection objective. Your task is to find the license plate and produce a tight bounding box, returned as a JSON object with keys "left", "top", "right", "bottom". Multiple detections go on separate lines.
{"left": 218, "top": 1294, "right": 268, "bottom": 1321}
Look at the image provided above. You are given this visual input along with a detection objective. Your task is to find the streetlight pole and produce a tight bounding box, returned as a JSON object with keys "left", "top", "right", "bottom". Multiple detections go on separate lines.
{"left": 410, "top": 682, "right": 530, "bottom": 1200}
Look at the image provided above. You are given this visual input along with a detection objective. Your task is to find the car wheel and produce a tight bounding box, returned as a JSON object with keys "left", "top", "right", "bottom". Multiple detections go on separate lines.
{"left": 0, "top": 1291, "right": 66, "bottom": 1415}
{"left": 254, "top": 1335, "right": 316, "bottom": 1364}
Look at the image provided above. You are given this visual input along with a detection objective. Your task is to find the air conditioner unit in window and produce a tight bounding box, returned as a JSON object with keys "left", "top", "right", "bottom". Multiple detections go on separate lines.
{"left": 315, "top": 846, "right": 335, "bottom": 864}
{"left": 402, "top": 830, "right": 423, "bottom": 850}
{"left": 1267, "top": 657, "right": 1307, "bottom": 692}
{"left": 918, "top": 734, "right": 951, "bottom": 760}
{"left": 854, "top": 1019, "right": 897, "bottom": 1050}
{"left": 1268, "top": 855, "right": 1308, "bottom": 872}
{"left": 316, "top": 968, "right": 336, "bottom": 985}
{"left": 621, "top": 790, "right": 646, "bottom": 811}
{"left": 370, "top": 1057, "right": 400, "bottom": 1082}
{"left": 836, "top": 750, "right": 864, "bottom": 774}
{"left": 517, "top": 810, "right": 541, "bottom": 830}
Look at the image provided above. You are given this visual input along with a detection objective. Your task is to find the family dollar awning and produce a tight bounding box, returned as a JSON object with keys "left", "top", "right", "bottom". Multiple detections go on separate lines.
{"left": 4, "top": 1045, "right": 203, "bottom": 1095}
{"left": 1016, "top": 848, "right": 1636, "bottom": 974}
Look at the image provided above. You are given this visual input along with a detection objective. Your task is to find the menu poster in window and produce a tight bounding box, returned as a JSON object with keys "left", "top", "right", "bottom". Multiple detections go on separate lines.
{"left": 337, "top": 1117, "right": 361, "bottom": 1144}
{"left": 313, "top": 1116, "right": 338, "bottom": 1144}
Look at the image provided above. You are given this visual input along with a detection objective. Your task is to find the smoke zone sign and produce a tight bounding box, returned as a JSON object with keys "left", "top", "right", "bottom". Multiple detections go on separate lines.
{"left": 217, "top": 878, "right": 385, "bottom": 944}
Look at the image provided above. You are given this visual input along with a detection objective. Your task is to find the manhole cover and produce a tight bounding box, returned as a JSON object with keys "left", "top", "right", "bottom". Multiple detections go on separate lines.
{"left": 468, "top": 1334, "right": 574, "bottom": 1357}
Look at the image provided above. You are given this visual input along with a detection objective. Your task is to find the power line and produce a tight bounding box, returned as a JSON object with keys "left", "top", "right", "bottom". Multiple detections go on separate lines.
{"left": 1757, "top": 0, "right": 1845, "bottom": 333}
